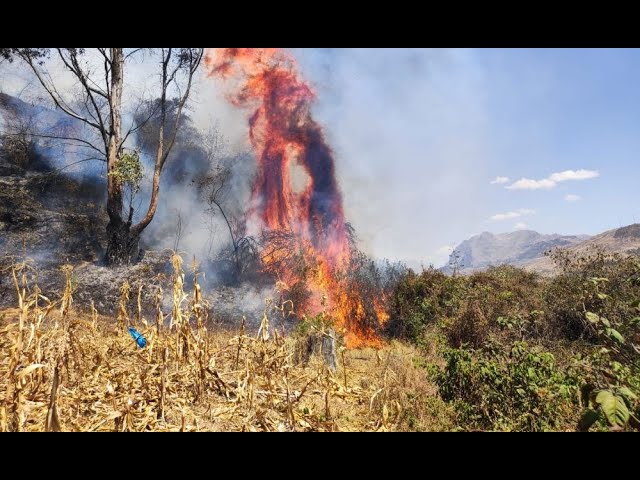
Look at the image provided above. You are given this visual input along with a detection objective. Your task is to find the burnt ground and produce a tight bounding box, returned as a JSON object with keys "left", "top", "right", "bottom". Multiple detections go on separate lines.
{"left": 0, "top": 156, "right": 278, "bottom": 328}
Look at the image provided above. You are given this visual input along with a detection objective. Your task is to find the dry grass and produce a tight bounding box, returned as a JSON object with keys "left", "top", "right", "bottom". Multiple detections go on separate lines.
{"left": 0, "top": 255, "right": 447, "bottom": 432}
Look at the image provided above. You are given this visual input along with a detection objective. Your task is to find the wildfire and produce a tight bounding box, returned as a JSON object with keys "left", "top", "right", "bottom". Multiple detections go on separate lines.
{"left": 205, "top": 48, "right": 385, "bottom": 348}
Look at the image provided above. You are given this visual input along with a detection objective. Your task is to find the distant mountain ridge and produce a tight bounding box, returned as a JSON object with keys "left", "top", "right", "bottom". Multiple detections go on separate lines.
{"left": 522, "top": 224, "right": 640, "bottom": 274}
{"left": 442, "top": 230, "right": 590, "bottom": 274}
{"left": 444, "top": 224, "right": 640, "bottom": 275}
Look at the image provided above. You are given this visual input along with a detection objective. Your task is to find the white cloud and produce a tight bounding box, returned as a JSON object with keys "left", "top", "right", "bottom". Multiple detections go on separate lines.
{"left": 490, "top": 176, "right": 510, "bottom": 185}
{"left": 514, "top": 222, "right": 528, "bottom": 230}
{"left": 565, "top": 194, "right": 581, "bottom": 202}
{"left": 550, "top": 170, "right": 599, "bottom": 182}
{"left": 506, "top": 169, "right": 599, "bottom": 191}
{"left": 490, "top": 208, "right": 536, "bottom": 221}
{"left": 507, "top": 178, "right": 557, "bottom": 190}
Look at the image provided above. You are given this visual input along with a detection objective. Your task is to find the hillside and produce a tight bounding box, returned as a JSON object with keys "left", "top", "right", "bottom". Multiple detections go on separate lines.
{"left": 443, "top": 230, "right": 589, "bottom": 274}
{"left": 522, "top": 224, "right": 640, "bottom": 274}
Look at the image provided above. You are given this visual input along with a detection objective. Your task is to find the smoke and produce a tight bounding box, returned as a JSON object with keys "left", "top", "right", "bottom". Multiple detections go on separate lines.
{"left": 1, "top": 48, "right": 492, "bottom": 272}
{"left": 140, "top": 150, "right": 256, "bottom": 270}
{"left": 0, "top": 48, "right": 498, "bottom": 338}
{"left": 0, "top": 55, "right": 255, "bottom": 270}
{"left": 293, "top": 48, "right": 491, "bottom": 268}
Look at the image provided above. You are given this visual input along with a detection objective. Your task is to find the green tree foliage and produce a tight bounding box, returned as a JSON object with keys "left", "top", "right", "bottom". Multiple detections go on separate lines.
{"left": 108, "top": 151, "right": 143, "bottom": 194}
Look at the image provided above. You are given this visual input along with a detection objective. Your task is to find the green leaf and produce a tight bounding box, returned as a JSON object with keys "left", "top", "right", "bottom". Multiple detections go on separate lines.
{"left": 589, "top": 277, "right": 609, "bottom": 284}
{"left": 618, "top": 387, "right": 638, "bottom": 403}
{"left": 630, "top": 317, "right": 640, "bottom": 327}
{"left": 596, "top": 390, "right": 630, "bottom": 428}
{"left": 600, "top": 317, "right": 611, "bottom": 328}
{"left": 578, "top": 409, "right": 600, "bottom": 432}
{"left": 631, "top": 300, "right": 640, "bottom": 310}
{"left": 595, "top": 390, "right": 614, "bottom": 407}
{"left": 585, "top": 312, "right": 600, "bottom": 324}
{"left": 607, "top": 328, "right": 625, "bottom": 344}
{"left": 597, "top": 293, "right": 609, "bottom": 300}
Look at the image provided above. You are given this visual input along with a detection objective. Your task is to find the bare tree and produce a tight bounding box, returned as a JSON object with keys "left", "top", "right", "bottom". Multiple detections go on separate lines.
{"left": 199, "top": 163, "right": 258, "bottom": 278}
{"left": 198, "top": 127, "right": 258, "bottom": 278}
{"left": 13, "top": 48, "right": 204, "bottom": 265}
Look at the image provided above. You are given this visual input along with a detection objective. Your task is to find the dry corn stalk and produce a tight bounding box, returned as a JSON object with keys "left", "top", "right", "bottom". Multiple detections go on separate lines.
{"left": 0, "top": 251, "right": 395, "bottom": 433}
{"left": 60, "top": 265, "right": 73, "bottom": 324}
{"left": 136, "top": 283, "right": 144, "bottom": 327}
{"left": 118, "top": 281, "right": 131, "bottom": 331}
{"left": 45, "top": 361, "right": 61, "bottom": 432}
{"left": 257, "top": 299, "right": 272, "bottom": 342}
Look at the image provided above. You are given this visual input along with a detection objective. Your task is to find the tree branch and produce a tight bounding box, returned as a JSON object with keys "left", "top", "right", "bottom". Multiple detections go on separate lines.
{"left": 17, "top": 52, "right": 103, "bottom": 132}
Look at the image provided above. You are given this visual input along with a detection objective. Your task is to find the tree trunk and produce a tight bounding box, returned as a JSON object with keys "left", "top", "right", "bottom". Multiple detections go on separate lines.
{"left": 104, "top": 48, "right": 130, "bottom": 265}
{"left": 106, "top": 219, "right": 141, "bottom": 266}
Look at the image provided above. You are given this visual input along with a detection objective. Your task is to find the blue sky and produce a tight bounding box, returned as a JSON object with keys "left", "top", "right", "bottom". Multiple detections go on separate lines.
{"left": 291, "top": 48, "right": 640, "bottom": 266}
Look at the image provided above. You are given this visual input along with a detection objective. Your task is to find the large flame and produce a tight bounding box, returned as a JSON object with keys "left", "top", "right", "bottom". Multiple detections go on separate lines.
{"left": 205, "top": 48, "right": 383, "bottom": 347}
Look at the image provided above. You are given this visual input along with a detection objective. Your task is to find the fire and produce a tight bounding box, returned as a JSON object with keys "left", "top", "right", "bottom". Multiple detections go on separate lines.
{"left": 205, "top": 48, "right": 384, "bottom": 348}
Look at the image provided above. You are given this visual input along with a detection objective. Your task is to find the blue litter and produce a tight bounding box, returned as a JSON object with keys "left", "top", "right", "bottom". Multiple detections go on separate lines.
{"left": 128, "top": 327, "right": 147, "bottom": 348}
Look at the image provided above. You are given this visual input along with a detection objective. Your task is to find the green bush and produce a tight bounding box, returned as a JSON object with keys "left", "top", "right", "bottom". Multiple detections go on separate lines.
{"left": 386, "top": 268, "right": 464, "bottom": 342}
{"left": 387, "top": 251, "right": 640, "bottom": 431}
{"left": 545, "top": 249, "right": 640, "bottom": 342}
{"left": 576, "top": 347, "right": 640, "bottom": 431}
{"left": 435, "top": 342, "right": 579, "bottom": 431}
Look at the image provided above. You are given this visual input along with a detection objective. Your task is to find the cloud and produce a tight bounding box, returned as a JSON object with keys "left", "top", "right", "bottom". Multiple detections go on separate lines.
{"left": 565, "top": 194, "right": 581, "bottom": 202}
{"left": 506, "top": 178, "right": 556, "bottom": 190}
{"left": 506, "top": 169, "right": 599, "bottom": 191}
{"left": 490, "top": 176, "right": 509, "bottom": 184}
{"left": 490, "top": 208, "right": 536, "bottom": 221}
{"left": 550, "top": 170, "right": 599, "bottom": 182}
{"left": 514, "top": 222, "right": 528, "bottom": 230}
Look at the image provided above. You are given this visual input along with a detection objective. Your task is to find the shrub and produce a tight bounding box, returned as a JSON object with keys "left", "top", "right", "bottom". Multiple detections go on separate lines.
{"left": 0, "top": 130, "right": 40, "bottom": 169}
{"left": 435, "top": 341, "right": 579, "bottom": 431}
{"left": 546, "top": 249, "right": 640, "bottom": 341}
{"left": 386, "top": 268, "right": 465, "bottom": 342}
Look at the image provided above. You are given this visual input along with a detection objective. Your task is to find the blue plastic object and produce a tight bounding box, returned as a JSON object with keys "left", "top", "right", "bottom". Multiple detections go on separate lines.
{"left": 128, "top": 327, "right": 147, "bottom": 348}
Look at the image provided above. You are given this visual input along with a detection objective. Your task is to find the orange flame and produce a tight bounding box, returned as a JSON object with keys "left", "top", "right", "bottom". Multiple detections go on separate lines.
{"left": 206, "top": 48, "right": 384, "bottom": 348}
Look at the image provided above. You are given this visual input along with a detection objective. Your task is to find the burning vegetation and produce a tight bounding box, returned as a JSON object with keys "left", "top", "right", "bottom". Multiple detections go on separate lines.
{"left": 2, "top": 48, "right": 640, "bottom": 432}
{"left": 206, "top": 48, "right": 388, "bottom": 347}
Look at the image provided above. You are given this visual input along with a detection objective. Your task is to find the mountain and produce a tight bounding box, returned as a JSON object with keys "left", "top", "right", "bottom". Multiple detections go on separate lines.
{"left": 522, "top": 224, "right": 640, "bottom": 274}
{"left": 442, "top": 230, "right": 590, "bottom": 274}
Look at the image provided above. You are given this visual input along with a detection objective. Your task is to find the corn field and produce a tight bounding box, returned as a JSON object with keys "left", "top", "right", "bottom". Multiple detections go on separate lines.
{"left": 0, "top": 253, "right": 432, "bottom": 432}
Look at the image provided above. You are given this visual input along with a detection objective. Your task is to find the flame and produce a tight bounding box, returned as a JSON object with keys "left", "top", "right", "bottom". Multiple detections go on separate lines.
{"left": 205, "top": 48, "right": 384, "bottom": 348}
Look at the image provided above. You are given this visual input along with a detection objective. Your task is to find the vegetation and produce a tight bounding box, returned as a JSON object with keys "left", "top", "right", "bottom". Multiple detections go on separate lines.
{"left": 388, "top": 249, "right": 640, "bottom": 431}
{"left": 2, "top": 247, "right": 638, "bottom": 431}
{"left": 0, "top": 255, "right": 447, "bottom": 432}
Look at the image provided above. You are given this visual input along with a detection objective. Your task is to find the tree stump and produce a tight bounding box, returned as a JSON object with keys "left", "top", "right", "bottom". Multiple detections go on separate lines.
{"left": 294, "top": 327, "right": 338, "bottom": 373}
